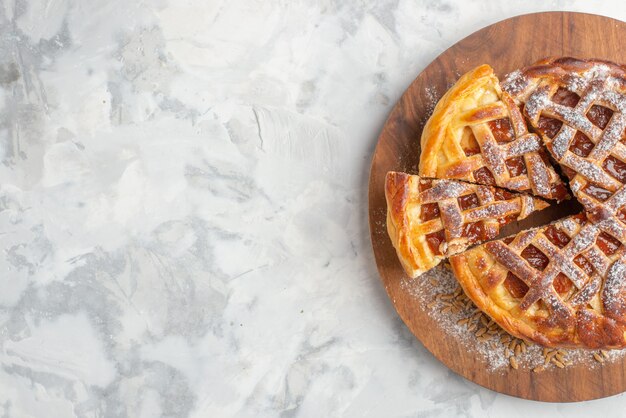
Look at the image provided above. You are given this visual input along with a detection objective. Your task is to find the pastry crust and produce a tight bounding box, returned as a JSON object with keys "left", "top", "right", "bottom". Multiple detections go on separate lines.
{"left": 385, "top": 171, "right": 549, "bottom": 278}
{"left": 419, "top": 65, "right": 568, "bottom": 201}
{"left": 451, "top": 214, "right": 626, "bottom": 348}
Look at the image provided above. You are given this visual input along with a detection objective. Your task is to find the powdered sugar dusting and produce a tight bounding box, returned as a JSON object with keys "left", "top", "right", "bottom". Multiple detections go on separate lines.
{"left": 400, "top": 266, "right": 508, "bottom": 371}
{"left": 604, "top": 259, "right": 626, "bottom": 305}
{"left": 528, "top": 153, "right": 550, "bottom": 196}
{"left": 507, "top": 134, "right": 542, "bottom": 156}
{"left": 569, "top": 222, "right": 599, "bottom": 253}
{"left": 560, "top": 106, "right": 597, "bottom": 135}
{"left": 523, "top": 90, "right": 549, "bottom": 119}
{"left": 591, "top": 113, "right": 626, "bottom": 157}
{"left": 520, "top": 195, "right": 534, "bottom": 218}
{"left": 567, "top": 64, "right": 612, "bottom": 93}
{"left": 425, "top": 179, "right": 472, "bottom": 199}
{"left": 551, "top": 126, "right": 575, "bottom": 159}
{"left": 567, "top": 74, "right": 588, "bottom": 93}
{"left": 502, "top": 69, "right": 527, "bottom": 96}
{"left": 608, "top": 186, "right": 626, "bottom": 212}
{"left": 465, "top": 200, "right": 516, "bottom": 221}
{"left": 399, "top": 265, "right": 626, "bottom": 371}
{"left": 601, "top": 217, "right": 626, "bottom": 238}
{"left": 424, "top": 86, "right": 440, "bottom": 119}
{"left": 564, "top": 153, "right": 616, "bottom": 186}
{"left": 560, "top": 217, "right": 579, "bottom": 234}
{"left": 601, "top": 89, "right": 626, "bottom": 113}
{"left": 585, "top": 247, "right": 608, "bottom": 275}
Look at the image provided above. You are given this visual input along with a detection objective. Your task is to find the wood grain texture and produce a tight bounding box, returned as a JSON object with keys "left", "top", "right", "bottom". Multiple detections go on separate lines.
{"left": 368, "top": 12, "right": 626, "bottom": 402}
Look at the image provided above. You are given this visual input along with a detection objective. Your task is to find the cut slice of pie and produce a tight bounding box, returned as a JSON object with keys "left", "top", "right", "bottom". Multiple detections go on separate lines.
{"left": 503, "top": 57, "right": 626, "bottom": 221}
{"left": 385, "top": 171, "right": 550, "bottom": 278}
{"left": 450, "top": 213, "right": 626, "bottom": 348}
{"left": 419, "top": 64, "right": 568, "bottom": 201}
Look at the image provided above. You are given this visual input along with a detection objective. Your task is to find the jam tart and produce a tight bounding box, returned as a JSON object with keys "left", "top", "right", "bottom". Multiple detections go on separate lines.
{"left": 386, "top": 58, "right": 626, "bottom": 348}
{"left": 385, "top": 172, "right": 548, "bottom": 278}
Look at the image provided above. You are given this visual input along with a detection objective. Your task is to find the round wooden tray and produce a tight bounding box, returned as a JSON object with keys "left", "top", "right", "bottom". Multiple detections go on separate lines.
{"left": 368, "top": 12, "right": 626, "bottom": 402}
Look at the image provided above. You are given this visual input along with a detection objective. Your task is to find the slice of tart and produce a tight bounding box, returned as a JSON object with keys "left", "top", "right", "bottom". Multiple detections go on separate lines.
{"left": 385, "top": 171, "right": 550, "bottom": 278}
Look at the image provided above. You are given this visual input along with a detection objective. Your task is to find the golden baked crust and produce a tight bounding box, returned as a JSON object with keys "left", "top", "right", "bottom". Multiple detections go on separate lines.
{"left": 503, "top": 57, "right": 626, "bottom": 222}
{"left": 419, "top": 65, "right": 568, "bottom": 201}
{"left": 385, "top": 171, "right": 549, "bottom": 278}
{"left": 451, "top": 214, "right": 626, "bottom": 348}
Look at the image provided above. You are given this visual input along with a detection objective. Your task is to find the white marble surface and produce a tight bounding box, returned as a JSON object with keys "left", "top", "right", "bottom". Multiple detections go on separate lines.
{"left": 1, "top": 0, "right": 626, "bottom": 417}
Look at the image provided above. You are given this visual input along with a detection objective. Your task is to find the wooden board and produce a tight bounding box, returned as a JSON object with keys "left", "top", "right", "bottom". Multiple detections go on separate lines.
{"left": 368, "top": 12, "right": 626, "bottom": 402}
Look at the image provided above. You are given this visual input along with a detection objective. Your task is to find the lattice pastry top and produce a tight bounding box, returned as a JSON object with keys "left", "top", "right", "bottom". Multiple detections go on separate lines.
{"left": 385, "top": 172, "right": 549, "bottom": 278}
{"left": 451, "top": 213, "right": 626, "bottom": 348}
{"left": 419, "top": 64, "right": 568, "bottom": 201}
{"left": 503, "top": 57, "right": 626, "bottom": 221}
